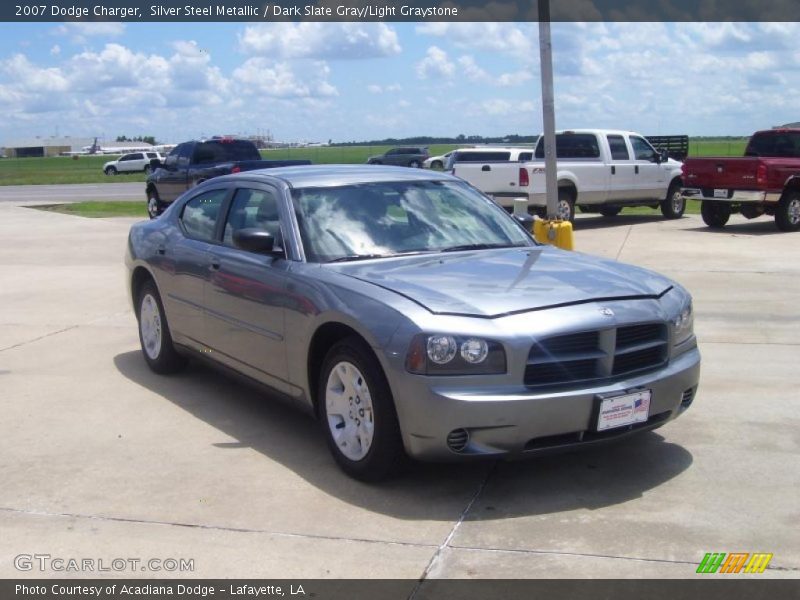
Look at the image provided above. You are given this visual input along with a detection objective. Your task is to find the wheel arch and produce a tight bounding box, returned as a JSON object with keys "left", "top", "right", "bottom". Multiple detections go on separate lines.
{"left": 557, "top": 178, "right": 578, "bottom": 201}
{"left": 306, "top": 322, "right": 380, "bottom": 417}
{"left": 130, "top": 265, "right": 157, "bottom": 312}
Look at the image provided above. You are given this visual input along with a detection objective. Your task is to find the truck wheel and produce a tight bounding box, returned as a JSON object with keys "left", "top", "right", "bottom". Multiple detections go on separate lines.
{"left": 661, "top": 182, "right": 686, "bottom": 219}
{"left": 147, "top": 189, "right": 165, "bottom": 219}
{"left": 701, "top": 201, "right": 731, "bottom": 229}
{"left": 600, "top": 206, "right": 622, "bottom": 217}
{"left": 556, "top": 189, "right": 576, "bottom": 223}
{"left": 775, "top": 191, "right": 800, "bottom": 232}
{"left": 318, "top": 337, "right": 405, "bottom": 481}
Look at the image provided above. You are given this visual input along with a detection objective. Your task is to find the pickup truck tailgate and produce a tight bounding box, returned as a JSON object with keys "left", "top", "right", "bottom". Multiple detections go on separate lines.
{"left": 682, "top": 157, "right": 761, "bottom": 189}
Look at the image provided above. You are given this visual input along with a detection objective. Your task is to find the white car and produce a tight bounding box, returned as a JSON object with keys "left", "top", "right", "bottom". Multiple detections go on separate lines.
{"left": 103, "top": 152, "right": 162, "bottom": 176}
{"left": 423, "top": 152, "right": 452, "bottom": 170}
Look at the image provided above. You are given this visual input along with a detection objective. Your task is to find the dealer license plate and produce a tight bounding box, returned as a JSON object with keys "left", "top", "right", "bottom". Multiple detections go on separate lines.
{"left": 596, "top": 390, "right": 651, "bottom": 432}
{"left": 713, "top": 189, "right": 729, "bottom": 198}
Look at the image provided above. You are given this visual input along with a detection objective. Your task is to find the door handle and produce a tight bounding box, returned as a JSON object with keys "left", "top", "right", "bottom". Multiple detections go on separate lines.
{"left": 156, "top": 245, "right": 166, "bottom": 255}
{"left": 635, "top": 166, "right": 640, "bottom": 175}
{"left": 611, "top": 166, "right": 616, "bottom": 175}
{"left": 482, "top": 165, "right": 491, "bottom": 172}
{"left": 209, "top": 258, "right": 220, "bottom": 271}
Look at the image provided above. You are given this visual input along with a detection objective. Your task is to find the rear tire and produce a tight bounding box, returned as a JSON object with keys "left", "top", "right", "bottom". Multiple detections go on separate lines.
{"left": 318, "top": 337, "right": 405, "bottom": 481}
{"left": 556, "top": 189, "right": 576, "bottom": 223}
{"left": 775, "top": 191, "right": 800, "bottom": 232}
{"left": 599, "top": 206, "right": 622, "bottom": 217}
{"left": 137, "top": 281, "right": 187, "bottom": 375}
{"left": 147, "top": 189, "right": 165, "bottom": 219}
{"left": 409, "top": 160, "right": 421, "bottom": 168}
{"left": 660, "top": 181, "right": 686, "bottom": 219}
{"left": 701, "top": 201, "right": 731, "bottom": 229}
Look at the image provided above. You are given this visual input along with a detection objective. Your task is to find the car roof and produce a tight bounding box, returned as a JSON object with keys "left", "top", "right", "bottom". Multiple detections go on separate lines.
{"left": 213, "top": 164, "right": 456, "bottom": 189}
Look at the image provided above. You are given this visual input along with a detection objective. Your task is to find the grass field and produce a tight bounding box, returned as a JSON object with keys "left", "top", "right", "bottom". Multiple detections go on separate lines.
{"left": 1, "top": 139, "right": 749, "bottom": 187}
{"left": 30, "top": 201, "right": 147, "bottom": 218}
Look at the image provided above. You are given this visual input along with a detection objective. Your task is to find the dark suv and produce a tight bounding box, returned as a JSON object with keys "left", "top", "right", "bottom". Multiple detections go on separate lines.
{"left": 366, "top": 147, "right": 429, "bottom": 168}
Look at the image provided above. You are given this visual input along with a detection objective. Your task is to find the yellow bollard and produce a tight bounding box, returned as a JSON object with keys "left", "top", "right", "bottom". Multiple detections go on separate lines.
{"left": 533, "top": 218, "right": 574, "bottom": 251}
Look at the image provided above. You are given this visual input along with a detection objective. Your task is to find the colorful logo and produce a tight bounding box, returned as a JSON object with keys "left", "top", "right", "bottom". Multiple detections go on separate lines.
{"left": 697, "top": 552, "right": 773, "bottom": 574}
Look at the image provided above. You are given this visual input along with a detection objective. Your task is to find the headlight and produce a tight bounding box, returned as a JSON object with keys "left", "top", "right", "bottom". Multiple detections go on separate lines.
{"left": 673, "top": 300, "right": 694, "bottom": 346}
{"left": 407, "top": 334, "right": 506, "bottom": 375}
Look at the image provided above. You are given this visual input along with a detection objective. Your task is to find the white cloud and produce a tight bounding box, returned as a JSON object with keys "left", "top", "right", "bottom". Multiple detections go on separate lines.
{"left": 53, "top": 22, "right": 126, "bottom": 43}
{"left": 367, "top": 83, "right": 401, "bottom": 94}
{"left": 458, "top": 55, "right": 531, "bottom": 87}
{"left": 239, "top": 23, "right": 400, "bottom": 59}
{"left": 232, "top": 58, "right": 337, "bottom": 98}
{"left": 417, "top": 23, "right": 535, "bottom": 60}
{"left": 416, "top": 46, "right": 455, "bottom": 79}
{"left": 50, "top": 45, "right": 61, "bottom": 56}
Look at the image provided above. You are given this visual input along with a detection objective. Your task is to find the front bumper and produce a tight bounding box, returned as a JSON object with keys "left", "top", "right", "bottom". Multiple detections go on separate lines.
{"left": 681, "top": 188, "right": 781, "bottom": 203}
{"left": 393, "top": 346, "right": 700, "bottom": 461}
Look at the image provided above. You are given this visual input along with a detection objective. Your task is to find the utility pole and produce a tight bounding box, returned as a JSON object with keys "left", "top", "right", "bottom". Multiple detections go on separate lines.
{"left": 538, "top": 0, "right": 559, "bottom": 220}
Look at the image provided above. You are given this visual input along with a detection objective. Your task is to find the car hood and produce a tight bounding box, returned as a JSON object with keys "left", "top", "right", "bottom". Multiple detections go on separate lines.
{"left": 333, "top": 247, "right": 672, "bottom": 318}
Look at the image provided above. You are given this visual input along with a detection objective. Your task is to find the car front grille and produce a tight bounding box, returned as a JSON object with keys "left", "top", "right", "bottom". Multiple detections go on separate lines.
{"left": 524, "top": 323, "right": 668, "bottom": 387}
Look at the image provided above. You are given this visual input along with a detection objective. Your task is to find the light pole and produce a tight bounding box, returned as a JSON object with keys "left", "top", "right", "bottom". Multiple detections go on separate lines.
{"left": 538, "top": 0, "right": 558, "bottom": 221}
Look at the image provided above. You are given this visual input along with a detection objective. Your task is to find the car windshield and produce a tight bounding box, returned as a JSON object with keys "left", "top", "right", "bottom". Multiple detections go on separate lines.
{"left": 291, "top": 180, "right": 533, "bottom": 263}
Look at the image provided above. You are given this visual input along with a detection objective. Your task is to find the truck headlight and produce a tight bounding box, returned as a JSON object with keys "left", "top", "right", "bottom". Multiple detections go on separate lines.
{"left": 407, "top": 334, "right": 506, "bottom": 375}
{"left": 673, "top": 300, "right": 694, "bottom": 346}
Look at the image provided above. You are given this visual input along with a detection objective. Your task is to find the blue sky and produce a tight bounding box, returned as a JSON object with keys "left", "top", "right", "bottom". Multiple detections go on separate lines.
{"left": 0, "top": 22, "right": 797, "bottom": 144}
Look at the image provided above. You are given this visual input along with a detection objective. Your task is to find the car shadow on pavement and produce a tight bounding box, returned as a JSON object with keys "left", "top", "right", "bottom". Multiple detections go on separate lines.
{"left": 114, "top": 350, "right": 693, "bottom": 520}
{"left": 573, "top": 214, "right": 668, "bottom": 230}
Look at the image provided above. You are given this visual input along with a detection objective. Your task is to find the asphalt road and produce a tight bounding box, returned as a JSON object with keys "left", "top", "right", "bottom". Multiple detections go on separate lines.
{"left": 0, "top": 182, "right": 142, "bottom": 203}
{"left": 0, "top": 205, "right": 798, "bottom": 580}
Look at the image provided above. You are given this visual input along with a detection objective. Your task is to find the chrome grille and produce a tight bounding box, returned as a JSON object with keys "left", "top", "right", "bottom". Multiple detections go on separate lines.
{"left": 524, "top": 323, "right": 668, "bottom": 387}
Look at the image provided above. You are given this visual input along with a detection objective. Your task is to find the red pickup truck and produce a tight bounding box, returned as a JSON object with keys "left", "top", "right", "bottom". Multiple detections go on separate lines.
{"left": 681, "top": 129, "right": 800, "bottom": 231}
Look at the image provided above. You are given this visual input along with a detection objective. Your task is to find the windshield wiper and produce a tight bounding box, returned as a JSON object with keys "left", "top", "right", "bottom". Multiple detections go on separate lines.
{"left": 327, "top": 254, "right": 390, "bottom": 263}
{"left": 440, "top": 243, "right": 526, "bottom": 253}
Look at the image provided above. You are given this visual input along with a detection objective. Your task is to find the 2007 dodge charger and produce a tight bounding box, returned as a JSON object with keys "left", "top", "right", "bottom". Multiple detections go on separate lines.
{"left": 126, "top": 165, "right": 700, "bottom": 480}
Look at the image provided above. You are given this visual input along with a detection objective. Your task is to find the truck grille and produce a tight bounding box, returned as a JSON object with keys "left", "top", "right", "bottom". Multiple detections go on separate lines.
{"left": 524, "top": 323, "right": 668, "bottom": 387}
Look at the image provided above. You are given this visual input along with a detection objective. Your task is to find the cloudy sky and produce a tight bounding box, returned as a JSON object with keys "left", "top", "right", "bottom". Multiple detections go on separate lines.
{"left": 0, "top": 22, "right": 797, "bottom": 144}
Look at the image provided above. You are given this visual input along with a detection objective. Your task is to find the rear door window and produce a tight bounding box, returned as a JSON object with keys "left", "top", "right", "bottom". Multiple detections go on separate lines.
{"left": 607, "top": 135, "right": 630, "bottom": 160}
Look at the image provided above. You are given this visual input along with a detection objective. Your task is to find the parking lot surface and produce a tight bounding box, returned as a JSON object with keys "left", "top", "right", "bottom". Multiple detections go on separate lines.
{"left": 0, "top": 199, "right": 798, "bottom": 579}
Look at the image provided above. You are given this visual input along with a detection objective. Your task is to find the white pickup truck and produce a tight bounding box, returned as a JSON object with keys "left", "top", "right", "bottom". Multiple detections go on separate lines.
{"left": 452, "top": 129, "right": 685, "bottom": 222}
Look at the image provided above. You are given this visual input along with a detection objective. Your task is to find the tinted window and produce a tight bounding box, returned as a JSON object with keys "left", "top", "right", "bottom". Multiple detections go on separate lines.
{"left": 535, "top": 134, "right": 601, "bottom": 159}
{"left": 146, "top": 152, "right": 158, "bottom": 159}
{"left": 192, "top": 141, "right": 260, "bottom": 164}
{"left": 607, "top": 135, "right": 630, "bottom": 160}
{"left": 120, "top": 154, "right": 138, "bottom": 161}
{"left": 177, "top": 143, "right": 193, "bottom": 167}
{"left": 518, "top": 152, "right": 533, "bottom": 161}
{"left": 180, "top": 189, "right": 227, "bottom": 242}
{"left": 745, "top": 132, "right": 800, "bottom": 158}
{"left": 291, "top": 180, "right": 531, "bottom": 263}
{"left": 630, "top": 136, "right": 657, "bottom": 161}
{"left": 164, "top": 145, "right": 181, "bottom": 168}
{"left": 223, "top": 188, "right": 281, "bottom": 247}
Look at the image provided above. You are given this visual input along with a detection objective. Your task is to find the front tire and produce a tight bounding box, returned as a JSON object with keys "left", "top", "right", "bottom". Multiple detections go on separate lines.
{"left": 137, "top": 281, "right": 187, "bottom": 375}
{"left": 775, "top": 191, "right": 800, "bottom": 232}
{"left": 701, "top": 201, "right": 731, "bottom": 229}
{"left": 147, "top": 189, "right": 164, "bottom": 219}
{"left": 318, "top": 337, "right": 405, "bottom": 481}
{"left": 430, "top": 160, "right": 443, "bottom": 170}
{"left": 105, "top": 166, "right": 117, "bottom": 176}
{"left": 661, "top": 181, "right": 686, "bottom": 219}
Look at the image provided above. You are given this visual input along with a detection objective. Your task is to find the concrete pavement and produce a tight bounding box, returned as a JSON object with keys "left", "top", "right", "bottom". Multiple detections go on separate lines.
{"left": 0, "top": 202, "right": 798, "bottom": 580}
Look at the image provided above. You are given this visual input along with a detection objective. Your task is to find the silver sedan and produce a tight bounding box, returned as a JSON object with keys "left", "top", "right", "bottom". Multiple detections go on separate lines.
{"left": 126, "top": 165, "right": 700, "bottom": 480}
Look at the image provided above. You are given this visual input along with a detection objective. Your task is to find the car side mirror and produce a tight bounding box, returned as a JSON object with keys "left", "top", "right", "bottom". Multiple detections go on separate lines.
{"left": 149, "top": 158, "right": 162, "bottom": 170}
{"left": 655, "top": 149, "right": 668, "bottom": 164}
{"left": 514, "top": 213, "right": 535, "bottom": 231}
{"left": 233, "top": 228, "right": 281, "bottom": 255}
